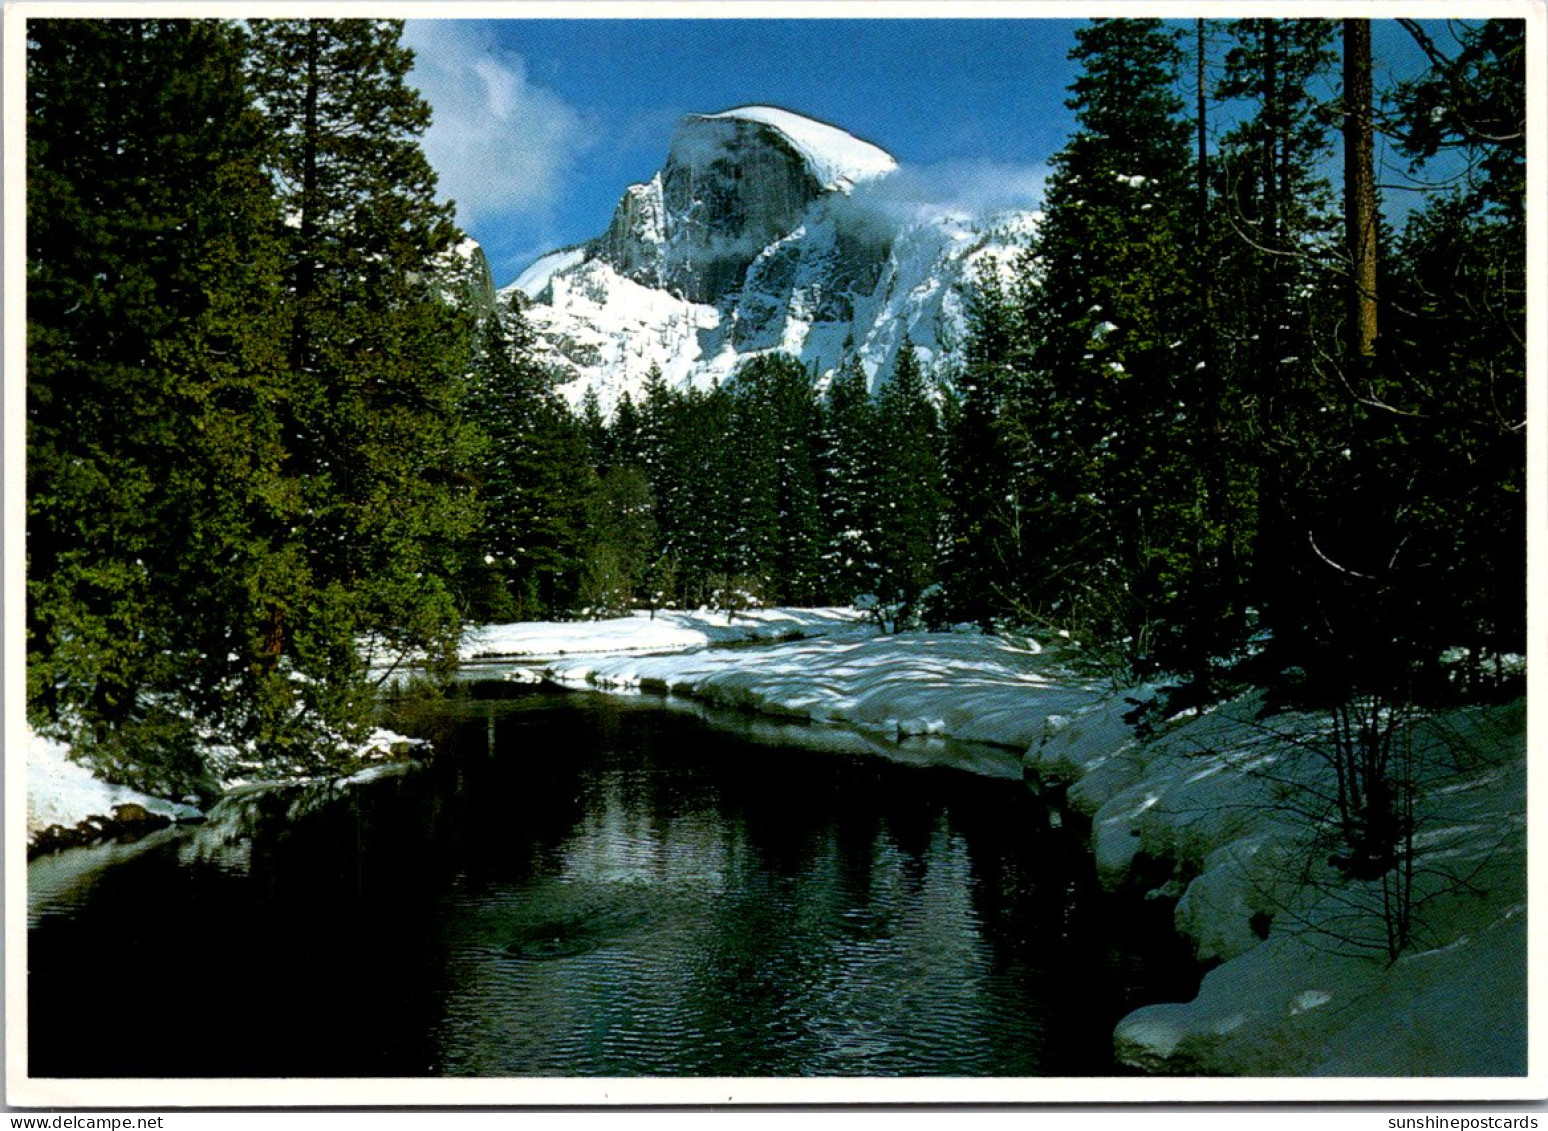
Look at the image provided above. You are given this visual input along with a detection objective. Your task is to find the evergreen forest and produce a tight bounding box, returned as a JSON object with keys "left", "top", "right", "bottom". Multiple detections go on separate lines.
{"left": 26, "top": 17, "right": 1526, "bottom": 800}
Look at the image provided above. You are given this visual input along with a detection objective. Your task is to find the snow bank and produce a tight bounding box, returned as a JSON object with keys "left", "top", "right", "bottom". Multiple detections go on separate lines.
{"left": 543, "top": 626, "right": 1106, "bottom": 754}
{"left": 24, "top": 610, "right": 872, "bottom": 850}
{"left": 1036, "top": 691, "right": 1527, "bottom": 1076}
{"left": 1116, "top": 898, "right": 1525, "bottom": 1077}
{"left": 463, "top": 606, "right": 869, "bottom": 660}
{"left": 466, "top": 609, "right": 1105, "bottom": 783}
{"left": 27, "top": 725, "right": 424, "bottom": 853}
{"left": 26, "top": 730, "right": 203, "bottom": 839}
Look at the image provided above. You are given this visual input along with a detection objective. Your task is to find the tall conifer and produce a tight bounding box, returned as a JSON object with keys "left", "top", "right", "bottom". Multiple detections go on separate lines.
{"left": 1208, "top": 19, "right": 1339, "bottom": 686}
{"left": 246, "top": 19, "right": 481, "bottom": 704}
{"left": 818, "top": 358, "right": 883, "bottom": 601}
{"left": 28, "top": 19, "right": 301, "bottom": 788}
{"left": 943, "top": 264, "right": 1023, "bottom": 627}
{"left": 465, "top": 310, "right": 591, "bottom": 619}
{"left": 1014, "top": 18, "right": 1199, "bottom": 668}
{"left": 875, "top": 339, "right": 945, "bottom": 609}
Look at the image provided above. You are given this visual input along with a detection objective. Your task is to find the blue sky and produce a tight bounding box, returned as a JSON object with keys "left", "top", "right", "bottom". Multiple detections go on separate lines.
{"left": 403, "top": 18, "right": 1457, "bottom": 286}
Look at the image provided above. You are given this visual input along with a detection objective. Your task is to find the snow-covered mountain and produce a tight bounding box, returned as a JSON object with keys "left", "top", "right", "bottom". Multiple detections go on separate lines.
{"left": 501, "top": 105, "right": 1039, "bottom": 410}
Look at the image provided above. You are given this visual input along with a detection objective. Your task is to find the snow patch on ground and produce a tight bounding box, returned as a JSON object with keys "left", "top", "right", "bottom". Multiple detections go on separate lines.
{"left": 546, "top": 631, "right": 1104, "bottom": 754}
{"left": 475, "top": 607, "right": 1105, "bottom": 755}
{"left": 25, "top": 731, "right": 203, "bottom": 839}
{"left": 26, "top": 725, "right": 424, "bottom": 851}
{"left": 463, "top": 606, "right": 869, "bottom": 660}
{"left": 1035, "top": 690, "right": 1527, "bottom": 1077}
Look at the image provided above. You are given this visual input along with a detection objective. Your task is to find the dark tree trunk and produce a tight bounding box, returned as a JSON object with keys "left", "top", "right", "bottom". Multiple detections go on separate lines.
{"left": 1344, "top": 18, "right": 1379, "bottom": 360}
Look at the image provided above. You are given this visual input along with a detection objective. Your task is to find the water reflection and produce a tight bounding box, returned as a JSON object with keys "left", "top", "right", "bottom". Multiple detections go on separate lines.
{"left": 28, "top": 692, "right": 1193, "bottom": 1078}
{"left": 423, "top": 695, "right": 1086, "bottom": 1076}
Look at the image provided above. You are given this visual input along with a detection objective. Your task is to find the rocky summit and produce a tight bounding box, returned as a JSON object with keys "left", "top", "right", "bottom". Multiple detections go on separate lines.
{"left": 501, "top": 106, "right": 1039, "bottom": 410}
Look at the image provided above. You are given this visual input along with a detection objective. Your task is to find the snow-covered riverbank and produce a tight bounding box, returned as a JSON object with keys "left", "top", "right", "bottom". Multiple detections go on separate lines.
{"left": 462, "top": 605, "right": 872, "bottom": 658}
{"left": 26, "top": 607, "right": 1527, "bottom": 1078}
{"left": 24, "top": 725, "right": 422, "bottom": 855}
{"left": 26, "top": 609, "right": 845, "bottom": 850}
{"left": 25, "top": 731, "right": 205, "bottom": 842}
{"left": 1038, "top": 689, "right": 1526, "bottom": 1077}
{"left": 467, "top": 608, "right": 1529, "bottom": 1079}
{"left": 543, "top": 625, "right": 1106, "bottom": 751}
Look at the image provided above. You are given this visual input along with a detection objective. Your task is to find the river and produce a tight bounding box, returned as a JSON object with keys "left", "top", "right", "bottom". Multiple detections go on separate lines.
{"left": 27, "top": 687, "right": 1198, "bottom": 1077}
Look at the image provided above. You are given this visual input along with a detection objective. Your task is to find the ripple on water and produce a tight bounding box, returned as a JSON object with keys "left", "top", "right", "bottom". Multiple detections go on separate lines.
{"left": 31, "top": 693, "right": 1189, "bottom": 1078}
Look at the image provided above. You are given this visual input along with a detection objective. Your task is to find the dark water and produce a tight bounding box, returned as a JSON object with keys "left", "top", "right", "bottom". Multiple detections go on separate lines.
{"left": 28, "top": 691, "right": 1197, "bottom": 1078}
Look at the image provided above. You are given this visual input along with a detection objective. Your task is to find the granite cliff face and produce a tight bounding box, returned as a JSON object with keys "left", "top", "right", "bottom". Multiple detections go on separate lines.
{"left": 595, "top": 112, "right": 843, "bottom": 303}
{"left": 504, "top": 106, "right": 1037, "bottom": 410}
{"left": 441, "top": 238, "right": 498, "bottom": 321}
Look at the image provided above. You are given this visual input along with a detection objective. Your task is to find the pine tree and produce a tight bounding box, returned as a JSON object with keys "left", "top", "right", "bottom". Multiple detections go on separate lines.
{"left": 874, "top": 338, "right": 945, "bottom": 614}
{"left": 1210, "top": 18, "right": 1340, "bottom": 687}
{"left": 579, "top": 387, "right": 609, "bottom": 469}
{"left": 465, "top": 309, "right": 593, "bottom": 619}
{"left": 246, "top": 19, "right": 481, "bottom": 709}
{"left": 633, "top": 370, "right": 703, "bottom": 602}
{"left": 1233, "top": 16, "right": 1527, "bottom": 713}
{"left": 1013, "top": 18, "right": 1200, "bottom": 669}
{"left": 680, "top": 382, "right": 743, "bottom": 605}
{"left": 27, "top": 19, "right": 301, "bottom": 791}
{"left": 1302, "top": 17, "right": 1527, "bottom": 701}
{"left": 1379, "top": 196, "right": 1525, "bottom": 695}
{"left": 943, "top": 262, "right": 1024, "bottom": 628}
{"left": 723, "top": 354, "right": 824, "bottom": 605}
{"left": 579, "top": 466, "right": 659, "bottom": 616}
{"left": 1392, "top": 18, "right": 1525, "bottom": 218}
{"left": 817, "top": 358, "right": 883, "bottom": 602}
{"left": 634, "top": 365, "right": 672, "bottom": 481}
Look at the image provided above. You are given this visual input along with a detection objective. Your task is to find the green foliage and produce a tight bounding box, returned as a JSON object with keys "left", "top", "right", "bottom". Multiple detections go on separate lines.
{"left": 579, "top": 466, "right": 659, "bottom": 617}
{"left": 874, "top": 339, "right": 945, "bottom": 607}
{"left": 580, "top": 387, "right": 609, "bottom": 467}
{"left": 27, "top": 18, "right": 483, "bottom": 793}
{"left": 1246, "top": 20, "right": 1525, "bottom": 708}
{"left": 817, "top": 358, "right": 883, "bottom": 600}
{"left": 567, "top": 349, "right": 948, "bottom": 614}
{"left": 1216, "top": 19, "right": 1339, "bottom": 244}
{"left": 246, "top": 17, "right": 481, "bottom": 688}
{"left": 1210, "top": 19, "right": 1341, "bottom": 686}
{"left": 645, "top": 380, "right": 739, "bottom": 606}
{"left": 994, "top": 18, "right": 1207, "bottom": 670}
{"left": 1290, "top": 155, "right": 1525, "bottom": 701}
{"left": 948, "top": 14, "right": 1521, "bottom": 714}
{"left": 942, "top": 263, "right": 1025, "bottom": 627}
{"left": 1391, "top": 19, "right": 1525, "bottom": 217}
{"left": 725, "top": 354, "right": 826, "bottom": 604}
{"left": 463, "top": 310, "right": 593, "bottom": 619}
{"left": 27, "top": 19, "right": 300, "bottom": 794}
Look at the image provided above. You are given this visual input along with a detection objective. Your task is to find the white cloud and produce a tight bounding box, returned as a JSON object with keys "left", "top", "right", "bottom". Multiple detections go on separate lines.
{"left": 404, "top": 21, "right": 588, "bottom": 230}
{"left": 857, "top": 158, "right": 1050, "bottom": 217}
{"left": 828, "top": 158, "right": 1048, "bottom": 247}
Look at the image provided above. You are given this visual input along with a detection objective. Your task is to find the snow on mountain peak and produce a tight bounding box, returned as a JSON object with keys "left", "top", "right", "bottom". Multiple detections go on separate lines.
{"left": 503, "top": 105, "right": 1038, "bottom": 415}
{"left": 698, "top": 106, "right": 897, "bottom": 192}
